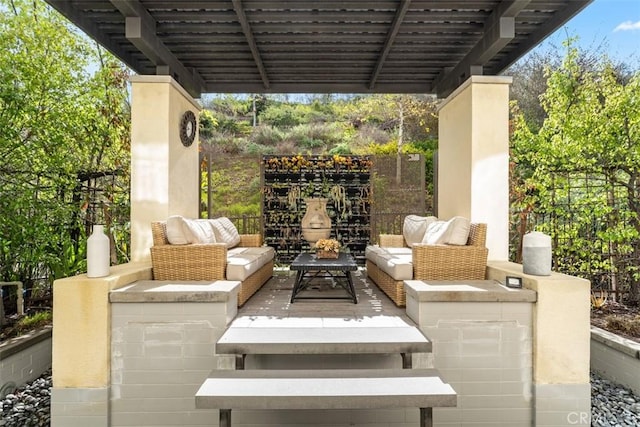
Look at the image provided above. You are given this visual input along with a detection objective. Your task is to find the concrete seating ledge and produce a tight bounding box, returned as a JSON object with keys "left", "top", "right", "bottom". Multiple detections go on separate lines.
{"left": 109, "top": 279, "right": 241, "bottom": 303}
{"left": 404, "top": 279, "right": 537, "bottom": 302}
{"left": 195, "top": 368, "right": 457, "bottom": 427}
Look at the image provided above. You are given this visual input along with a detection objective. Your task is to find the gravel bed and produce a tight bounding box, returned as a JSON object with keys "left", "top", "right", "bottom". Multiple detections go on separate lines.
{"left": 1, "top": 370, "right": 639, "bottom": 426}
{"left": 0, "top": 370, "right": 51, "bottom": 427}
{"left": 591, "top": 371, "right": 640, "bottom": 426}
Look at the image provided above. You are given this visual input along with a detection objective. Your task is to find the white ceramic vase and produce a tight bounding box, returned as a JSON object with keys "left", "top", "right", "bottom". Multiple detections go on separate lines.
{"left": 87, "top": 225, "right": 110, "bottom": 278}
{"left": 522, "top": 231, "right": 552, "bottom": 276}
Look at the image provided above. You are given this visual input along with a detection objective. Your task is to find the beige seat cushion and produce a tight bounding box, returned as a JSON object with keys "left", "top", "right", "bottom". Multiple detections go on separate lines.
{"left": 226, "top": 246, "right": 275, "bottom": 281}
{"left": 365, "top": 246, "right": 413, "bottom": 280}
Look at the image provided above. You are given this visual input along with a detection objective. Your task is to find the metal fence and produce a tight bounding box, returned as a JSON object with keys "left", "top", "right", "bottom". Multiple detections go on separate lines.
{"left": 203, "top": 155, "right": 640, "bottom": 299}
{"left": 512, "top": 171, "right": 638, "bottom": 300}
{"left": 230, "top": 212, "right": 408, "bottom": 243}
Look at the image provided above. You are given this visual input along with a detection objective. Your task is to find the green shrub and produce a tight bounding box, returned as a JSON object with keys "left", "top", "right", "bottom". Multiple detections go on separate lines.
{"left": 261, "top": 104, "right": 304, "bottom": 127}
{"left": 285, "top": 123, "right": 343, "bottom": 150}
{"left": 329, "top": 143, "right": 352, "bottom": 155}
{"left": 249, "top": 125, "right": 284, "bottom": 145}
{"left": 245, "top": 142, "right": 276, "bottom": 155}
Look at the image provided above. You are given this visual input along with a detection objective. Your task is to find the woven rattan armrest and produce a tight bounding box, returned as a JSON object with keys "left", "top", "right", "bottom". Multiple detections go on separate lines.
{"left": 239, "top": 234, "right": 262, "bottom": 247}
{"left": 379, "top": 234, "right": 407, "bottom": 247}
{"left": 150, "top": 243, "right": 228, "bottom": 281}
{"left": 412, "top": 244, "right": 488, "bottom": 281}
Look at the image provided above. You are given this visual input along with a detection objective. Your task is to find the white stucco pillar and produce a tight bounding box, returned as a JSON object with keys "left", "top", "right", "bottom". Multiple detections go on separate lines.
{"left": 129, "top": 76, "right": 201, "bottom": 262}
{"left": 436, "top": 75, "right": 512, "bottom": 261}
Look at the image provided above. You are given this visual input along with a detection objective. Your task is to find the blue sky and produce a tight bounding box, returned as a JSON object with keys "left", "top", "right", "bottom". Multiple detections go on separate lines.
{"left": 535, "top": 0, "right": 640, "bottom": 65}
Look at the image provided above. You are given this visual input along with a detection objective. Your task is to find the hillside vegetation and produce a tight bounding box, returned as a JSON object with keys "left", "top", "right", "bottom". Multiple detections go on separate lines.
{"left": 199, "top": 94, "right": 439, "bottom": 217}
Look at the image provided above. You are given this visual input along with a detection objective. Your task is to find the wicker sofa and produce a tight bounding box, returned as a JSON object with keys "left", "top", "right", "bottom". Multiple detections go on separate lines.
{"left": 366, "top": 222, "right": 488, "bottom": 306}
{"left": 150, "top": 221, "right": 274, "bottom": 306}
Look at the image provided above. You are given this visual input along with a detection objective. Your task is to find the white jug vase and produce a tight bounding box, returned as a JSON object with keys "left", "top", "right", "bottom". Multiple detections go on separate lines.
{"left": 87, "top": 225, "right": 110, "bottom": 278}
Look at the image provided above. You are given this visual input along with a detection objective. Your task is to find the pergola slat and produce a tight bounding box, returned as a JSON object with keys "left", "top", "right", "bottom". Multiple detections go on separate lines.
{"left": 45, "top": 0, "right": 594, "bottom": 97}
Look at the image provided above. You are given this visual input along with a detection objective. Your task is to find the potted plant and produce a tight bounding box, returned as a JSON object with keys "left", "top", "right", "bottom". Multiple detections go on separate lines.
{"left": 314, "top": 238, "right": 340, "bottom": 259}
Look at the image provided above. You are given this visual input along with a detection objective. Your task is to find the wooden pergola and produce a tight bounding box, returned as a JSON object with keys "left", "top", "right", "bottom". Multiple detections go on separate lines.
{"left": 46, "top": 0, "right": 591, "bottom": 98}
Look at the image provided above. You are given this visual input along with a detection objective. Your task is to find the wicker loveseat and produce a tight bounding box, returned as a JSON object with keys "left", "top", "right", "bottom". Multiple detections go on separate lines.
{"left": 366, "top": 221, "right": 488, "bottom": 306}
{"left": 150, "top": 220, "right": 274, "bottom": 306}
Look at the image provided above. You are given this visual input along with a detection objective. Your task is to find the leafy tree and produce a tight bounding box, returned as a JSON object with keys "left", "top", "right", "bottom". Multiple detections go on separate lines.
{"left": 507, "top": 38, "right": 634, "bottom": 132}
{"left": 511, "top": 40, "right": 640, "bottom": 303}
{"left": 0, "top": 0, "right": 130, "bottom": 293}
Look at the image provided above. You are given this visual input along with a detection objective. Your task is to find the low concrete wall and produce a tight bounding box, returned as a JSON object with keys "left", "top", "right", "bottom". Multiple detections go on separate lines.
{"left": 51, "top": 262, "right": 154, "bottom": 427}
{"left": 405, "top": 279, "right": 536, "bottom": 427}
{"left": 0, "top": 326, "right": 52, "bottom": 397}
{"left": 591, "top": 326, "right": 640, "bottom": 396}
{"left": 486, "top": 261, "right": 591, "bottom": 427}
{"left": 109, "top": 280, "right": 240, "bottom": 427}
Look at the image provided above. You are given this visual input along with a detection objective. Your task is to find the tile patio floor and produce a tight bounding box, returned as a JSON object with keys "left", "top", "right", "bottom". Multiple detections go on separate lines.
{"left": 236, "top": 268, "right": 414, "bottom": 326}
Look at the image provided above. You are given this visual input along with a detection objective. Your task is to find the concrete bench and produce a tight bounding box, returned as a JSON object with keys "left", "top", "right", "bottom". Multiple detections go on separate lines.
{"left": 195, "top": 368, "right": 457, "bottom": 427}
{"left": 216, "top": 326, "right": 432, "bottom": 369}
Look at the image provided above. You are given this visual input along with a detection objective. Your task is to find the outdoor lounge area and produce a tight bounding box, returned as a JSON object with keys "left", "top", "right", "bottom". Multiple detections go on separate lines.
{"left": 42, "top": 1, "right": 597, "bottom": 426}
{"left": 48, "top": 74, "right": 594, "bottom": 427}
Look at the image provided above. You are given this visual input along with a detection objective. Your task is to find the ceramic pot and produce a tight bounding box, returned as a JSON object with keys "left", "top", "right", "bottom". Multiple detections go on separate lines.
{"left": 301, "top": 198, "right": 331, "bottom": 243}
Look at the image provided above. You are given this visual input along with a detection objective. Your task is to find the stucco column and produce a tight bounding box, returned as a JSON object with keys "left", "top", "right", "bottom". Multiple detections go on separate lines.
{"left": 130, "top": 76, "right": 201, "bottom": 262}
{"left": 486, "top": 261, "right": 592, "bottom": 427}
{"left": 436, "top": 76, "right": 512, "bottom": 260}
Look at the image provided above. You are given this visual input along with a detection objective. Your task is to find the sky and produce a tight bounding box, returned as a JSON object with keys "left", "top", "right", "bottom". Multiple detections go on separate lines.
{"left": 533, "top": 0, "right": 640, "bottom": 66}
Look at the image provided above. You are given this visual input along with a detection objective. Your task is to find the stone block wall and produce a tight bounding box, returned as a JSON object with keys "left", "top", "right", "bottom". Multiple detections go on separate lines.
{"left": 0, "top": 328, "right": 51, "bottom": 397}
{"left": 412, "top": 301, "right": 534, "bottom": 426}
{"left": 591, "top": 326, "right": 640, "bottom": 396}
{"left": 405, "top": 279, "right": 536, "bottom": 427}
{"left": 109, "top": 298, "right": 236, "bottom": 426}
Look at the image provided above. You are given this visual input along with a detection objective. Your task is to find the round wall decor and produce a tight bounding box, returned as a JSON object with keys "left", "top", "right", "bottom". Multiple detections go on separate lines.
{"left": 179, "top": 110, "right": 197, "bottom": 147}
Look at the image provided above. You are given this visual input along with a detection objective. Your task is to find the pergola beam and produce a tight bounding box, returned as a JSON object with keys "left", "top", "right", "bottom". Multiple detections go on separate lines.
{"left": 110, "top": 0, "right": 204, "bottom": 98}
{"left": 204, "top": 81, "right": 431, "bottom": 94}
{"left": 369, "top": 0, "right": 412, "bottom": 90}
{"left": 45, "top": 0, "right": 149, "bottom": 74}
{"left": 232, "top": 0, "right": 271, "bottom": 89}
{"left": 433, "top": 0, "right": 531, "bottom": 97}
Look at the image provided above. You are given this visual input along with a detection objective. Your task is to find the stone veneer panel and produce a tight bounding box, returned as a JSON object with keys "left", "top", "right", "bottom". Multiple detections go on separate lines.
{"left": 405, "top": 281, "right": 534, "bottom": 427}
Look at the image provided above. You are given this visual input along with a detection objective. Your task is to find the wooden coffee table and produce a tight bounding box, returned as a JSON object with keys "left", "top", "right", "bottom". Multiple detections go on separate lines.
{"left": 289, "top": 252, "right": 358, "bottom": 304}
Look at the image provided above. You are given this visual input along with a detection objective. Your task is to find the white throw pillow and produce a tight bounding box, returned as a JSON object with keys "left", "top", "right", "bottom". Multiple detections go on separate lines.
{"left": 421, "top": 216, "right": 471, "bottom": 246}
{"left": 210, "top": 217, "right": 241, "bottom": 248}
{"left": 403, "top": 215, "right": 437, "bottom": 246}
{"left": 422, "top": 220, "right": 450, "bottom": 245}
{"left": 184, "top": 219, "right": 217, "bottom": 244}
{"left": 165, "top": 216, "right": 217, "bottom": 244}
{"left": 446, "top": 216, "right": 471, "bottom": 245}
{"left": 165, "top": 215, "right": 190, "bottom": 245}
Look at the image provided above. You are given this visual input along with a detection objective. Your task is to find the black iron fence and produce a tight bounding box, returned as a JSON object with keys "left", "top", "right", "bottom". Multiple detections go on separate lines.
{"left": 511, "top": 171, "right": 639, "bottom": 302}
{"left": 229, "top": 212, "right": 409, "bottom": 266}
{"left": 229, "top": 212, "right": 409, "bottom": 240}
